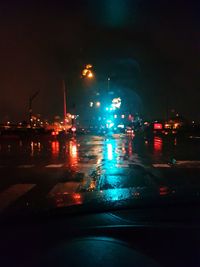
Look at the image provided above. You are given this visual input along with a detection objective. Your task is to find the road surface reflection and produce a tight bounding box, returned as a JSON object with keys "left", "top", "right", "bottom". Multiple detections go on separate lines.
{"left": 68, "top": 139, "right": 78, "bottom": 170}
{"left": 51, "top": 141, "right": 60, "bottom": 158}
{"left": 153, "top": 137, "right": 163, "bottom": 153}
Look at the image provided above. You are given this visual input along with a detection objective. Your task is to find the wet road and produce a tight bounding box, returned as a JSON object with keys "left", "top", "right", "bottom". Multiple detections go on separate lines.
{"left": 0, "top": 133, "right": 200, "bottom": 214}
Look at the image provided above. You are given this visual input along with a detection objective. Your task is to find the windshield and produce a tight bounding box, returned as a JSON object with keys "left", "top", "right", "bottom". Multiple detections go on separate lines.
{"left": 0, "top": 0, "right": 200, "bottom": 216}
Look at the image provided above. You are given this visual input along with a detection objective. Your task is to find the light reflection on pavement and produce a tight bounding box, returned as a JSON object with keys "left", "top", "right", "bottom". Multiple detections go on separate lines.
{"left": 1, "top": 134, "right": 200, "bottom": 212}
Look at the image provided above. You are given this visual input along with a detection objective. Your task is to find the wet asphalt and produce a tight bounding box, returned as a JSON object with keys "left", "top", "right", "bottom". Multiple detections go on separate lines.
{"left": 0, "top": 133, "right": 200, "bottom": 214}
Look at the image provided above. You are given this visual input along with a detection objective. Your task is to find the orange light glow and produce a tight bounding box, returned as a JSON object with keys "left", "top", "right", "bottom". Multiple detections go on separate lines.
{"left": 73, "top": 193, "right": 81, "bottom": 200}
{"left": 88, "top": 180, "right": 96, "bottom": 191}
{"left": 87, "top": 64, "right": 92, "bottom": 69}
{"left": 173, "top": 123, "right": 180, "bottom": 129}
{"left": 87, "top": 71, "right": 93, "bottom": 78}
{"left": 82, "top": 64, "right": 94, "bottom": 79}
{"left": 51, "top": 131, "right": 59, "bottom": 136}
{"left": 128, "top": 140, "right": 133, "bottom": 156}
{"left": 51, "top": 141, "right": 59, "bottom": 157}
{"left": 164, "top": 123, "right": 171, "bottom": 129}
{"left": 69, "top": 140, "right": 78, "bottom": 169}
{"left": 72, "top": 193, "right": 82, "bottom": 205}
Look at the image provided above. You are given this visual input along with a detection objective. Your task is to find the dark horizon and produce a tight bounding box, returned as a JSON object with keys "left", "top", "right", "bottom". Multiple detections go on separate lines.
{"left": 0, "top": 0, "right": 199, "bottom": 122}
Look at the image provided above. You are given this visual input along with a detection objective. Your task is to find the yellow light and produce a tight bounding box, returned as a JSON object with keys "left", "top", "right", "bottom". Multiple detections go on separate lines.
{"left": 87, "top": 71, "right": 93, "bottom": 78}
{"left": 82, "top": 69, "right": 88, "bottom": 76}
{"left": 86, "top": 64, "right": 92, "bottom": 69}
{"left": 164, "top": 123, "right": 171, "bottom": 129}
{"left": 96, "top": 101, "right": 101, "bottom": 107}
{"left": 174, "top": 123, "right": 179, "bottom": 129}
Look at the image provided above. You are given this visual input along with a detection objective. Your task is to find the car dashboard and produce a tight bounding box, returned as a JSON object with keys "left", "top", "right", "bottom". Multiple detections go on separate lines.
{"left": 0, "top": 205, "right": 200, "bottom": 267}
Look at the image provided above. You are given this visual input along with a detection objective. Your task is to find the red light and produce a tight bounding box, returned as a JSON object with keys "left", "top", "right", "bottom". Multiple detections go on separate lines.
{"left": 73, "top": 193, "right": 81, "bottom": 200}
{"left": 51, "top": 141, "right": 59, "bottom": 156}
{"left": 51, "top": 131, "right": 58, "bottom": 136}
{"left": 154, "top": 123, "right": 163, "bottom": 130}
{"left": 69, "top": 140, "right": 78, "bottom": 170}
{"left": 71, "top": 127, "right": 76, "bottom": 132}
{"left": 72, "top": 193, "right": 82, "bottom": 205}
{"left": 154, "top": 137, "right": 163, "bottom": 152}
{"left": 159, "top": 186, "right": 169, "bottom": 196}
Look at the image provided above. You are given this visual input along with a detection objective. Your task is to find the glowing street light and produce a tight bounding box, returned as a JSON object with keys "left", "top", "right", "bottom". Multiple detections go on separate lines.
{"left": 96, "top": 101, "right": 101, "bottom": 107}
{"left": 112, "top": 97, "right": 121, "bottom": 109}
{"left": 87, "top": 71, "right": 94, "bottom": 78}
{"left": 82, "top": 64, "right": 94, "bottom": 79}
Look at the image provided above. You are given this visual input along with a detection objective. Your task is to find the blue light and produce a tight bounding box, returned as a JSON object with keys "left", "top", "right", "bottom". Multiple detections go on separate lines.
{"left": 106, "top": 119, "right": 114, "bottom": 128}
{"left": 106, "top": 107, "right": 109, "bottom": 111}
{"left": 107, "top": 143, "right": 113, "bottom": 160}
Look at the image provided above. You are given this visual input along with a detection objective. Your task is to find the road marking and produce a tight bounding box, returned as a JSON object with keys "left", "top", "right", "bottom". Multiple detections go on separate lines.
{"left": 116, "top": 164, "right": 129, "bottom": 168}
{"left": 153, "top": 161, "right": 200, "bottom": 168}
{"left": 176, "top": 160, "right": 200, "bottom": 165}
{"left": 48, "top": 182, "right": 79, "bottom": 196}
{"left": 18, "top": 165, "right": 34, "bottom": 168}
{"left": 86, "top": 141, "right": 104, "bottom": 145}
{"left": 0, "top": 184, "right": 36, "bottom": 212}
{"left": 153, "top": 164, "right": 170, "bottom": 168}
{"left": 175, "top": 161, "right": 200, "bottom": 167}
{"left": 45, "top": 164, "right": 64, "bottom": 168}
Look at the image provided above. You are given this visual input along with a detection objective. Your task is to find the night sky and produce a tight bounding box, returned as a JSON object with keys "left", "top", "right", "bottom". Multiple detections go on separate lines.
{"left": 0, "top": 0, "right": 199, "bottom": 122}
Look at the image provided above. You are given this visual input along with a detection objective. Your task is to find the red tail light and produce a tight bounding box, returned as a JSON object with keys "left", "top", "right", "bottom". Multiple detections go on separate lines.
{"left": 159, "top": 186, "right": 170, "bottom": 196}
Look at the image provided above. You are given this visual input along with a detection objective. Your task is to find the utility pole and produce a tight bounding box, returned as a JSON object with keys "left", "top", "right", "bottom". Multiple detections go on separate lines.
{"left": 63, "top": 80, "right": 67, "bottom": 128}
{"left": 29, "top": 90, "right": 39, "bottom": 127}
{"left": 107, "top": 77, "right": 110, "bottom": 92}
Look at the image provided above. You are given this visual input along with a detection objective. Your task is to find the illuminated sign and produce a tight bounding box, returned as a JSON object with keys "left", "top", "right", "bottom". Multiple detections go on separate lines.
{"left": 154, "top": 123, "right": 163, "bottom": 130}
{"left": 111, "top": 97, "right": 121, "bottom": 109}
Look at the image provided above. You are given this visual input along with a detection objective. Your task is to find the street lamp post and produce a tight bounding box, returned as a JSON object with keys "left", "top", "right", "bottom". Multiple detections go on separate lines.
{"left": 107, "top": 77, "right": 110, "bottom": 92}
{"left": 63, "top": 80, "right": 67, "bottom": 129}
{"left": 62, "top": 64, "right": 94, "bottom": 131}
{"left": 29, "top": 90, "right": 39, "bottom": 128}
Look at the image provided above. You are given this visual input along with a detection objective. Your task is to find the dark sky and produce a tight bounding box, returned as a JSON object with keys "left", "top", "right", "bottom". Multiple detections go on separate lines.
{"left": 0, "top": 0, "right": 200, "bottom": 122}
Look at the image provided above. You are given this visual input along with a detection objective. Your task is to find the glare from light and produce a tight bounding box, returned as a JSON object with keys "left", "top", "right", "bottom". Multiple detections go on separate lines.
{"left": 87, "top": 71, "right": 94, "bottom": 78}
{"left": 71, "top": 144, "right": 77, "bottom": 155}
{"left": 96, "top": 101, "right": 101, "bottom": 107}
{"left": 86, "top": 64, "right": 92, "bottom": 69}
{"left": 107, "top": 143, "right": 113, "bottom": 160}
{"left": 112, "top": 97, "right": 121, "bottom": 109}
